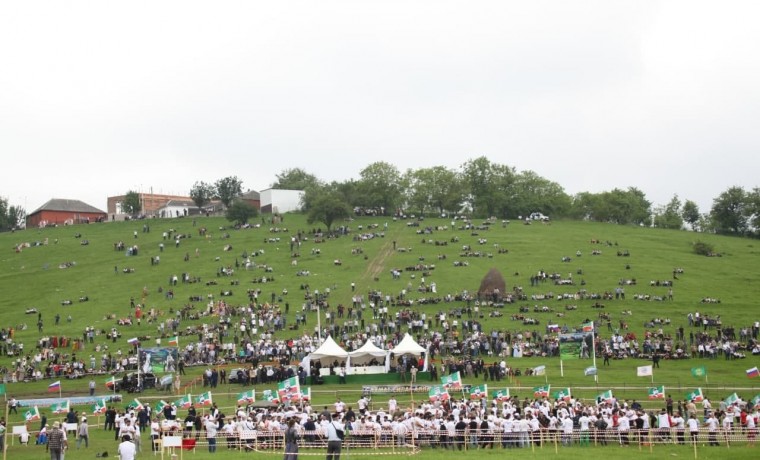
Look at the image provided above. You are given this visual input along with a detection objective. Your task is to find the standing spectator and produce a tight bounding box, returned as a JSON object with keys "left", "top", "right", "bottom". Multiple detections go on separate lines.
{"left": 118, "top": 435, "right": 137, "bottom": 460}
{"left": 205, "top": 415, "right": 218, "bottom": 453}
{"left": 76, "top": 416, "right": 89, "bottom": 448}
{"left": 284, "top": 418, "right": 300, "bottom": 460}
{"left": 325, "top": 415, "right": 344, "bottom": 460}
{"left": 47, "top": 422, "right": 67, "bottom": 460}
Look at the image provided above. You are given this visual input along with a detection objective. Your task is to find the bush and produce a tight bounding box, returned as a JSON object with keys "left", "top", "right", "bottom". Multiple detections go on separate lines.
{"left": 692, "top": 240, "right": 714, "bottom": 256}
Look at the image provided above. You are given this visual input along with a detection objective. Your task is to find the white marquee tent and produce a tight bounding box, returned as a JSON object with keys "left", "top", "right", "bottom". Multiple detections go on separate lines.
{"left": 389, "top": 333, "right": 428, "bottom": 372}
{"left": 302, "top": 336, "right": 348, "bottom": 376}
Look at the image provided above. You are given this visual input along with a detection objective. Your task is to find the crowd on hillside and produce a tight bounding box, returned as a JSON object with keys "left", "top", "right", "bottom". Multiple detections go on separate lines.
{"left": 3, "top": 219, "right": 760, "bottom": 389}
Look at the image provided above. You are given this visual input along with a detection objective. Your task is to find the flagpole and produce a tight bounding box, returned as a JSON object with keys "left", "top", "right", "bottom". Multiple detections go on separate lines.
{"left": 591, "top": 327, "right": 598, "bottom": 383}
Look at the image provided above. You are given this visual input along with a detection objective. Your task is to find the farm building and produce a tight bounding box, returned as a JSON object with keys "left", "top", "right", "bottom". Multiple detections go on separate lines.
{"left": 259, "top": 189, "right": 304, "bottom": 214}
{"left": 240, "top": 190, "right": 261, "bottom": 210}
{"left": 106, "top": 193, "right": 191, "bottom": 218}
{"left": 26, "top": 198, "right": 107, "bottom": 228}
{"left": 157, "top": 200, "right": 201, "bottom": 218}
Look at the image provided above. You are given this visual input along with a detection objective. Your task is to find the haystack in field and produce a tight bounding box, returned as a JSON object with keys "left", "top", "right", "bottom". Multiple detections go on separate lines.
{"left": 478, "top": 268, "right": 506, "bottom": 300}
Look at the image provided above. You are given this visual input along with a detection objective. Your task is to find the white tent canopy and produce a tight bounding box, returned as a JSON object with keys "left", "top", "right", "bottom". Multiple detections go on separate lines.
{"left": 302, "top": 336, "right": 348, "bottom": 376}
{"left": 348, "top": 340, "right": 388, "bottom": 366}
{"left": 390, "top": 333, "right": 425, "bottom": 355}
{"left": 309, "top": 335, "right": 348, "bottom": 360}
{"left": 389, "top": 333, "right": 428, "bottom": 372}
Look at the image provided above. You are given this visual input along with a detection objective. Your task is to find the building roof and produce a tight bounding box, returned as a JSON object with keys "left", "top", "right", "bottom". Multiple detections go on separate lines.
{"left": 30, "top": 198, "right": 106, "bottom": 215}
{"left": 240, "top": 190, "right": 260, "bottom": 200}
{"left": 161, "top": 200, "right": 198, "bottom": 208}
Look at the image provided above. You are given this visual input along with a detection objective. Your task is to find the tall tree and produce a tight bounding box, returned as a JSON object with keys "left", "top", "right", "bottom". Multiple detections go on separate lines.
{"left": 225, "top": 200, "right": 258, "bottom": 225}
{"left": 509, "top": 170, "right": 571, "bottom": 219}
{"left": 681, "top": 200, "right": 701, "bottom": 231}
{"left": 271, "top": 168, "right": 321, "bottom": 191}
{"left": 215, "top": 176, "right": 243, "bottom": 208}
{"left": 710, "top": 186, "right": 748, "bottom": 235}
{"left": 189, "top": 181, "right": 216, "bottom": 209}
{"left": 653, "top": 195, "right": 684, "bottom": 229}
{"left": 123, "top": 190, "right": 142, "bottom": 216}
{"left": 460, "top": 157, "right": 515, "bottom": 217}
{"left": 405, "top": 166, "right": 464, "bottom": 216}
{"left": 356, "top": 162, "right": 403, "bottom": 215}
{"left": 0, "top": 197, "right": 23, "bottom": 231}
{"left": 306, "top": 188, "right": 351, "bottom": 231}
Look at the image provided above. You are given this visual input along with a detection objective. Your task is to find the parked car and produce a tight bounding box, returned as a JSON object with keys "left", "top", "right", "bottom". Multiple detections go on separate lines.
{"left": 114, "top": 372, "right": 157, "bottom": 393}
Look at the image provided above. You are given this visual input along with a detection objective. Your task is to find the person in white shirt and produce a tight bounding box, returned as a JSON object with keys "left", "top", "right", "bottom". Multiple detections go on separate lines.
{"left": 118, "top": 435, "right": 137, "bottom": 460}
{"left": 578, "top": 412, "right": 591, "bottom": 446}
{"left": 561, "top": 415, "right": 574, "bottom": 446}
{"left": 325, "top": 415, "right": 344, "bottom": 460}
{"left": 672, "top": 412, "right": 685, "bottom": 445}
{"left": 618, "top": 414, "right": 630, "bottom": 445}
{"left": 746, "top": 411, "right": 757, "bottom": 447}
{"left": 705, "top": 413, "right": 719, "bottom": 446}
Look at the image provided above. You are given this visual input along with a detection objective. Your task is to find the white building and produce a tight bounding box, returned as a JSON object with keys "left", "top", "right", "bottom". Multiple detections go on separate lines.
{"left": 259, "top": 189, "right": 304, "bottom": 214}
{"left": 157, "top": 200, "right": 201, "bottom": 218}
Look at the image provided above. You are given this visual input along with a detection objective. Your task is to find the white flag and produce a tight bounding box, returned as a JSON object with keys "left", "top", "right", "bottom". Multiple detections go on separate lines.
{"left": 637, "top": 365, "right": 653, "bottom": 377}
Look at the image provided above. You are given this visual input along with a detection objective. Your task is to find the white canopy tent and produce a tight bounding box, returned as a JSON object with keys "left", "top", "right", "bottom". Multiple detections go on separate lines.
{"left": 389, "top": 333, "right": 428, "bottom": 372}
{"left": 302, "top": 336, "right": 348, "bottom": 376}
{"left": 347, "top": 339, "right": 389, "bottom": 373}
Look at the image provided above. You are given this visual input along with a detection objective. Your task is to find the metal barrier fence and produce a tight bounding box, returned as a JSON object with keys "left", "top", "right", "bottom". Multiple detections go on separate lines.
{"left": 155, "top": 427, "right": 758, "bottom": 454}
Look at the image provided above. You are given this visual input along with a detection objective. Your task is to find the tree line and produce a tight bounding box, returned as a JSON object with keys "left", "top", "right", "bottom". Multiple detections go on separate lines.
{"left": 270, "top": 157, "right": 760, "bottom": 237}
{"left": 3, "top": 157, "right": 757, "bottom": 236}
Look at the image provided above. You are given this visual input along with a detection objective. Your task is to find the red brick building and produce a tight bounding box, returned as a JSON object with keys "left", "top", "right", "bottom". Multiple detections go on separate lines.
{"left": 26, "top": 198, "right": 107, "bottom": 228}
{"left": 107, "top": 193, "right": 191, "bottom": 217}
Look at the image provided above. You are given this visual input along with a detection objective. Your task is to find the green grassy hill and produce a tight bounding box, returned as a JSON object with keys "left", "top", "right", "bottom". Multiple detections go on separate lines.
{"left": 2, "top": 215, "right": 760, "bottom": 403}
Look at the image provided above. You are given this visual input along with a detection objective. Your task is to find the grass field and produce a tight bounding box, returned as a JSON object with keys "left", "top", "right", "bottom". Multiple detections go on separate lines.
{"left": 1, "top": 214, "right": 760, "bottom": 458}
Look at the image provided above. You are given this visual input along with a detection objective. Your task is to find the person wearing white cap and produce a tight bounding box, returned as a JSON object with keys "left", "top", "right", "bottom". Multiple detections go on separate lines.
{"left": 76, "top": 416, "right": 89, "bottom": 448}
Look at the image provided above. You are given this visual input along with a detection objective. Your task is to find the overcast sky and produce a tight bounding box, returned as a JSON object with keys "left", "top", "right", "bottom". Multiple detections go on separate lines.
{"left": 2, "top": 1, "right": 759, "bottom": 215}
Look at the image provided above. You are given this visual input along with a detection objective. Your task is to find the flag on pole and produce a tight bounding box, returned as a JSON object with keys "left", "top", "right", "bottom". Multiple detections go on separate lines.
{"left": 167, "top": 336, "right": 179, "bottom": 347}
{"left": 174, "top": 394, "right": 192, "bottom": 409}
{"left": 237, "top": 390, "right": 256, "bottom": 405}
{"left": 746, "top": 367, "right": 760, "bottom": 378}
{"left": 195, "top": 391, "right": 213, "bottom": 407}
{"left": 127, "top": 399, "right": 144, "bottom": 411}
{"left": 105, "top": 376, "right": 117, "bottom": 389}
{"left": 724, "top": 392, "right": 740, "bottom": 406}
{"left": 533, "top": 385, "right": 551, "bottom": 398}
{"left": 0, "top": 383, "right": 6, "bottom": 395}
{"left": 493, "top": 388, "right": 510, "bottom": 402}
{"left": 637, "top": 365, "right": 653, "bottom": 377}
{"left": 262, "top": 389, "right": 280, "bottom": 404}
{"left": 552, "top": 387, "right": 572, "bottom": 402}
{"left": 469, "top": 384, "right": 488, "bottom": 400}
{"left": 127, "top": 337, "right": 140, "bottom": 346}
{"left": 691, "top": 366, "right": 707, "bottom": 378}
{"left": 91, "top": 398, "right": 108, "bottom": 415}
{"left": 648, "top": 385, "right": 665, "bottom": 399}
{"left": 533, "top": 365, "right": 547, "bottom": 376}
{"left": 429, "top": 385, "right": 450, "bottom": 402}
{"left": 154, "top": 400, "right": 168, "bottom": 413}
{"left": 24, "top": 406, "right": 41, "bottom": 421}
{"left": 597, "top": 390, "right": 614, "bottom": 404}
{"left": 277, "top": 377, "right": 301, "bottom": 402}
{"left": 752, "top": 394, "right": 760, "bottom": 408}
{"left": 301, "top": 387, "right": 311, "bottom": 401}
{"left": 440, "top": 372, "right": 462, "bottom": 390}
{"left": 685, "top": 388, "right": 704, "bottom": 402}
{"left": 51, "top": 400, "right": 70, "bottom": 415}
{"left": 582, "top": 322, "right": 594, "bottom": 333}
{"left": 48, "top": 380, "right": 61, "bottom": 392}
{"left": 584, "top": 366, "right": 598, "bottom": 376}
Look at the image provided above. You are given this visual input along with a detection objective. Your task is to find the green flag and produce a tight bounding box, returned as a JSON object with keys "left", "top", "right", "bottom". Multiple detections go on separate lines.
{"left": 533, "top": 385, "right": 551, "bottom": 398}
{"left": 0, "top": 383, "right": 6, "bottom": 395}
{"left": 648, "top": 385, "right": 665, "bottom": 399}
{"left": 685, "top": 388, "right": 704, "bottom": 402}
{"left": 597, "top": 390, "right": 614, "bottom": 403}
{"left": 493, "top": 388, "right": 510, "bottom": 402}
{"left": 691, "top": 366, "right": 707, "bottom": 378}
{"left": 552, "top": 387, "right": 572, "bottom": 401}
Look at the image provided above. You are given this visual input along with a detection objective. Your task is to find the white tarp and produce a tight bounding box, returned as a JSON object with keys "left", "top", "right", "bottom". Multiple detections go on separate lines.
{"left": 303, "top": 336, "right": 348, "bottom": 375}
